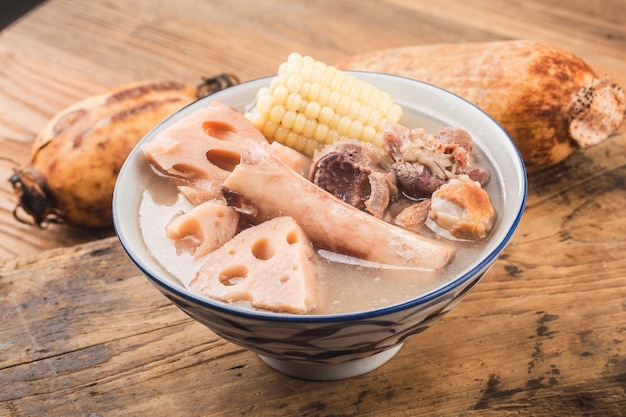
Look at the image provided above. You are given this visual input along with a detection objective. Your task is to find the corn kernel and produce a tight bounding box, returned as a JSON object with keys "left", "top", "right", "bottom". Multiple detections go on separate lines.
{"left": 350, "top": 80, "right": 364, "bottom": 100}
{"left": 388, "top": 104, "right": 403, "bottom": 123}
{"left": 337, "top": 96, "right": 352, "bottom": 116}
{"left": 337, "top": 115, "right": 352, "bottom": 135}
{"left": 300, "top": 82, "right": 311, "bottom": 99}
{"left": 287, "top": 52, "right": 303, "bottom": 64}
{"left": 274, "top": 126, "right": 289, "bottom": 144}
{"left": 285, "top": 93, "right": 302, "bottom": 112}
{"left": 302, "top": 55, "right": 315, "bottom": 75}
{"left": 273, "top": 85, "right": 289, "bottom": 105}
{"left": 281, "top": 111, "right": 297, "bottom": 129}
{"left": 348, "top": 101, "right": 361, "bottom": 120}
{"left": 286, "top": 74, "right": 303, "bottom": 93}
{"left": 302, "top": 119, "right": 317, "bottom": 137}
{"left": 368, "top": 90, "right": 382, "bottom": 109}
{"left": 373, "top": 133, "right": 384, "bottom": 148}
{"left": 378, "top": 94, "right": 393, "bottom": 115}
{"left": 294, "top": 135, "right": 307, "bottom": 153}
{"left": 256, "top": 86, "right": 270, "bottom": 99}
{"left": 317, "top": 59, "right": 327, "bottom": 70}
{"left": 304, "top": 101, "right": 321, "bottom": 120}
{"left": 329, "top": 77, "right": 342, "bottom": 93}
{"left": 359, "top": 84, "right": 373, "bottom": 105}
{"left": 292, "top": 113, "right": 307, "bottom": 134}
{"left": 308, "top": 83, "right": 321, "bottom": 102}
{"left": 274, "top": 73, "right": 289, "bottom": 88}
{"left": 311, "top": 68, "right": 324, "bottom": 84}
{"left": 269, "top": 104, "right": 286, "bottom": 124}
{"left": 369, "top": 109, "right": 382, "bottom": 129}
{"left": 327, "top": 91, "right": 341, "bottom": 110}
{"left": 327, "top": 129, "right": 341, "bottom": 144}
{"left": 348, "top": 120, "right": 364, "bottom": 139}
{"left": 318, "top": 106, "right": 334, "bottom": 125}
{"left": 377, "top": 118, "right": 388, "bottom": 132}
{"left": 317, "top": 87, "right": 330, "bottom": 106}
{"left": 357, "top": 105, "right": 371, "bottom": 125}
{"left": 262, "top": 120, "right": 279, "bottom": 138}
{"left": 321, "top": 66, "right": 336, "bottom": 86}
{"left": 329, "top": 113, "right": 341, "bottom": 129}
{"left": 278, "top": 62, "right": 289, "bottom": 75}
{"left": 269, "top": 76, "right": 280, "bottom": 89}
{"left": 341, "top": 75, "right": 356, "bottom": 96}
{"left": 304, "top": 139, "right": 320, "bottom": 156}
{"left": 362, "top": 125, "right": 377, "bottom": 143}
{"left": 285, "top": 131, "right": 298, "bottom": 148}
{"left": 314, "top": 124, "right": 330, "bottom": 143}
{"left": 256, "top": 94, "right": 273, "bottom": 115}
{"left": 334, "top": 69, "right": 346, "bottom": 84}
{"left": 249, "top": 111, "right": 267, "bottom": 130}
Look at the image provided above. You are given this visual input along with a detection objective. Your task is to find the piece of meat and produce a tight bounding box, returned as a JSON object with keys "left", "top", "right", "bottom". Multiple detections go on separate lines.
{"left": 392, "top": 160, "right": 446, "bottom": 198}
{"left": 433, "top": 127, "right": 474, "bottom": 153}
{"left": 435, "top": 127, "right": 491, "bottom": 185}
{"left": 384, "top": 124, "right": 490, "bottom": 198}
{"left": 222, "top": 139, "right": 454, "bottom": 270}
{"left": 364, "top": 171, "right": 394, "bottom": 218}
{"left": 382, "top": 123, "right": 410, "bottom": 161}
{"left": 165, "top": 200, "right": 239, "bottom": 259}
{"left": 189, "top": 216, "right": 319, "bottom": 314}
{"left": 309, "top": 139, "right": 396, "bottom": 218}
{"left": 465, "top": 166, "right": 491, "bottom": 186}
{"left": 430, "top": 179, "right": 495, "bottom": 240}
{"left": 394, "top": 199, "right": 432, "bottom": 230}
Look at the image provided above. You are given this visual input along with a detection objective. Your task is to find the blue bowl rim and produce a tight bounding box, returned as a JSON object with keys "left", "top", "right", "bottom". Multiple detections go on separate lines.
{"left": 114, "top": 72, "right": 528, "bottom": 324}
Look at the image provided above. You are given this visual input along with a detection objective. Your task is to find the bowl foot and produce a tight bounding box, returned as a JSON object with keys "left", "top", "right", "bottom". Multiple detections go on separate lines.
{"left": 258, "top": 344, "right": 404, "bottom": 381}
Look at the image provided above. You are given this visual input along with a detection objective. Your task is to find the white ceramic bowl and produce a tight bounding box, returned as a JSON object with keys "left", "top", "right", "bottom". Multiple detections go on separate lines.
{"left": 113, "top": 72, "right": 527, "bottom": 381}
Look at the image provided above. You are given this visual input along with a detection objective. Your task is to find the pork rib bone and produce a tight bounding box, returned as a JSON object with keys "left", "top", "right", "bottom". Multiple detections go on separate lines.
{"left": 222, "top": 140, "right": 454, "bottom": 270}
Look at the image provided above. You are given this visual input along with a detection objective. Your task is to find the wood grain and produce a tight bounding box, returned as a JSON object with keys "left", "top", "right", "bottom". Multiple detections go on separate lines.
{"left": 2, "top": 0, "right": 623, "bottom": 261}
{"left": 1, "top": 0, "right": 625, "bottom": 415}
{"left": 1, "top": 213, "right": 624, "bottom": 415}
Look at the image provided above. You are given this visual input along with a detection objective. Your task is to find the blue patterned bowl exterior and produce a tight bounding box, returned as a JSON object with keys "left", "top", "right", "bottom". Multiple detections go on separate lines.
{"left": 114, "top": 73, "right": 527, "bottom": 380}
{"left": 152, "top": 265, "right": 489, "bottom": 364}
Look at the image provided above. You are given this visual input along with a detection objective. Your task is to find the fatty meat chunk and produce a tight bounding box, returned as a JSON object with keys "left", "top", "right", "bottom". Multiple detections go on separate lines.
{"left": 189, "top": 216, "right": 319, "bottom": 314}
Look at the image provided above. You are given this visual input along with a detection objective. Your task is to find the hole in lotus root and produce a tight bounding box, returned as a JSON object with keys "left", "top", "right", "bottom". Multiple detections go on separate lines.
{"left": 285, "top": 229, "right": 299, "bottom": 245}
{"left": 202, "top": 120, "right": 237, "bottom": 140}
{"left": 219, "top": 265, "right": 248, "bottom": 286}
{"left": 251, "top": 238, "right": 274, "bottom": 260}
{"left": 206, "top": 149, "right": 241, "bottom": 171}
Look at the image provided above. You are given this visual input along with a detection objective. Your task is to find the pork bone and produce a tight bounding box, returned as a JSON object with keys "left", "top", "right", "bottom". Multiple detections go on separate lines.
{"left": 222, "top": 140, "right": 454, "bottom": 271}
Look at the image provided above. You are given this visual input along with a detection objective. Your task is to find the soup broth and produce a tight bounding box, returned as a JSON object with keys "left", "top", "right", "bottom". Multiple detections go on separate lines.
{"left": 138, "top": 132, "right": 501, "bottom": 315}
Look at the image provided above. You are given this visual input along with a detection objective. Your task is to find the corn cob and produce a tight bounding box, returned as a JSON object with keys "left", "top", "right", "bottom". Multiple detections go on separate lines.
{"left": 245, "top": 52, "right": 403, "bottom": 156}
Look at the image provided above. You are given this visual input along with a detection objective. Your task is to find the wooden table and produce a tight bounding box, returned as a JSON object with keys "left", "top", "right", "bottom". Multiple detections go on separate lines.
{"left": 1, "top": 1, "right": 625, "bottom": 415}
